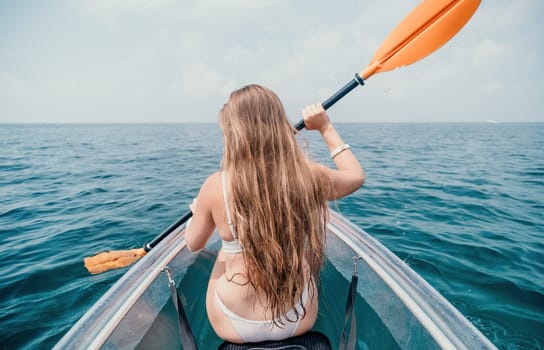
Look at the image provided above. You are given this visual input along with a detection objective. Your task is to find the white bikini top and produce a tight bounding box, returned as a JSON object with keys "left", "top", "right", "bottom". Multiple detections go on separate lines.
{"left": 222, "top": 171, "right": 243, "bottom": 254}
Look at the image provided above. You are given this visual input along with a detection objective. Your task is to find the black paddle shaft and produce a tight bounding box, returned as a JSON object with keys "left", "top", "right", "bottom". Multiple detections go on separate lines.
{"left": 144, "top": 210, "right": 193, "bottom": 252}
{"left": 294, "top": 73, "right": 365, "bottom": 131}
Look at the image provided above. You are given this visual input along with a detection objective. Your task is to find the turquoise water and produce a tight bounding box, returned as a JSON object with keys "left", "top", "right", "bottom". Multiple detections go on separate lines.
{"left": 1, "top": 123, "right": 543, "bottom": 349}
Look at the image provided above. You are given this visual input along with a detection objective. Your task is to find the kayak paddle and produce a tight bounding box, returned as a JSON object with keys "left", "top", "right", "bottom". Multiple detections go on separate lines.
{"left": 84, "top": 0, "right": 481, "bottom": 274}
{"left": 84, "top": 212, "right": 192, "bottom": 274}
{"left": 294, "top": 0, "right": 481, "bottom": 129}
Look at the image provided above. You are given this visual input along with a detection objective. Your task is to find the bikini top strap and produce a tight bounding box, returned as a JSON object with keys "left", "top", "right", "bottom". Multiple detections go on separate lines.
{"left": 222, "top": 171, "right": 238, "bottom": 239}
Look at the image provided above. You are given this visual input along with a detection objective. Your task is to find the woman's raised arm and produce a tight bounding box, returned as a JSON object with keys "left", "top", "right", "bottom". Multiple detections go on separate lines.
{"left": 303, "top": 103, "right": 365, "bottom": 200}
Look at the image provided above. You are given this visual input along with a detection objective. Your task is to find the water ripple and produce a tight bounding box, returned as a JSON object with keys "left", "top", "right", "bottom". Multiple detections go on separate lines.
{"left": 1, "top": 123, "right": 543, "bottom": 349}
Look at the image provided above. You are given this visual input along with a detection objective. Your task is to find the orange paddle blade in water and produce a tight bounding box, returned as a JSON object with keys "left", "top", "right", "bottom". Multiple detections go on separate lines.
{"left": 84, "top": 248, "right": 147, "bottom": 274}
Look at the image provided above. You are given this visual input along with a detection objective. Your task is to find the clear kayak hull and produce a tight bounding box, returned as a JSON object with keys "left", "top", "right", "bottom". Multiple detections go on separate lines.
{"left": 54, "top": 210, "right": 497, "bottom": 349}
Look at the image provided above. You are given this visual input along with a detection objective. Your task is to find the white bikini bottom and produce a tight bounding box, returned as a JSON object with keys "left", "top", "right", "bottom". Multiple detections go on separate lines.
{"left": 214, "top": 284, "right": 310, "bottom": 343}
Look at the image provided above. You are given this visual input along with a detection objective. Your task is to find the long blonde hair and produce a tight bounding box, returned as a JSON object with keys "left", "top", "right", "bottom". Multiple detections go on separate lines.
{"left": 220, "top": 84, "right": 329, "bottom": 325}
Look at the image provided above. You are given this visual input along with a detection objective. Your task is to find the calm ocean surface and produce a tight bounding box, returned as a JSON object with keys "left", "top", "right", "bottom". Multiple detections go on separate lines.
{"left": 0, "top": 123, "right": 543, "bottom": 349}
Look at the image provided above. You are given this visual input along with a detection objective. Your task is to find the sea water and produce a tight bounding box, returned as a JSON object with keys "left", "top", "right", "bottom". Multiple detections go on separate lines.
{"left": 0, "top": 123, "right": 542, "bottom": 349}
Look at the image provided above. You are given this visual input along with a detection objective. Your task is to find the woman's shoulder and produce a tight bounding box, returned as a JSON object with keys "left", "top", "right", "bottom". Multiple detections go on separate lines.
{"left": 201, "top": 171, "right": 222, "bottom": 191}
{"left": 196, "top": 171, "right": 223, "bottom": 209}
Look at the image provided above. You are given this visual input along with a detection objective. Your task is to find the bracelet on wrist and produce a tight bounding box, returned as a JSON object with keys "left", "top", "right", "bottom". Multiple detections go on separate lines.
{"left": 330, "top": 144, "right": 351, "bottom": 159}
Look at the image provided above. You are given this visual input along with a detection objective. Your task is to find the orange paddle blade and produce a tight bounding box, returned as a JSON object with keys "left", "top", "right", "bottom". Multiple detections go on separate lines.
{"left": 361, "top": 0, "right": 481, "bottom": 79}
{"left": 83, "top": 248, "right": 147, "bottom": 274}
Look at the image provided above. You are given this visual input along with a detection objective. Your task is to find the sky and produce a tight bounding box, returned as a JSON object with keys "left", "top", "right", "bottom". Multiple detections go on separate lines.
{"left": 0, "top": 0, "right": 542, "bottom": 123}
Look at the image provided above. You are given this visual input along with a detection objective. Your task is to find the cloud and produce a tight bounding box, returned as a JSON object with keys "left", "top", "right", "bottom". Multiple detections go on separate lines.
{"left": 1, "top": 0, "right": 542, "bottom": 123}
{"left": 470, "top": 39, "right": 509, "bottom": 67}
{"left": 76, "top": 0, "right": 176, "bottom": 17}
{"left": 180, "top": 63, "right": 236, "bottom": 99}
{"left": 0, "top": 72, "right": 25, "bottom": 97}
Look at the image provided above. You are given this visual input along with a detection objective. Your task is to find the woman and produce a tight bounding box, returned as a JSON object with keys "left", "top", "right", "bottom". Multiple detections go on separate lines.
{"left": 185, "top": 84, "right": 364, "bottom": 343}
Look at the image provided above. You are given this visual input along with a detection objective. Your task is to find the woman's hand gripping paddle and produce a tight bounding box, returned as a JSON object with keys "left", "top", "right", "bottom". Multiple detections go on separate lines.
{"left": 84, "top": 0, "right": 481, "bottom": 274}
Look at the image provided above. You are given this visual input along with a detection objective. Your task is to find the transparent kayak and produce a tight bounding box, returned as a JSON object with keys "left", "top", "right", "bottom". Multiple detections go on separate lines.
{"left": 54, "top": 210, "right": 497, "bottom": 349}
